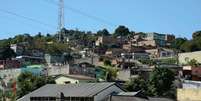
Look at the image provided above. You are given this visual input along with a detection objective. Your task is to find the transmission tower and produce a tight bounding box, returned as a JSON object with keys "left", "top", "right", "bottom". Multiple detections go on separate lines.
{"left": 58, "top": 0, "right": 65, "bottom": 42}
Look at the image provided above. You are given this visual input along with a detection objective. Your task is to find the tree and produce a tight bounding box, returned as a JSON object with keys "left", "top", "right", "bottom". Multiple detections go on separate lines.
{"left": 180, "top": 41, "right": 200, "bottom": 52}
{"left": 106, "top": 67, "right": 118, "bottom": 81}
{"left": 104, "top": 60, "right": 112, "bottom": 66}
{"left": 172, "top": 38, "right": 187, "bottom": 50}
{"left": 147, "top": 68, "right": 175, "bottom": 96}
{"left": 17, "top": 72, "right": 55, "bottom": 98}
{"left": 97, "top": 29, "right": 110, "bottom": 36}
{"left": 35, "top": 32, "right": 43, "bottom": 38}
{"left": 114, "top": 25, "right": 130, "bottom": 37}
{"left": 192, "top": 30, "right": 201, "bottom": 39}
{"left": 0, "top": 46, "right": 16, "bottom": 60}
{"left": 124, "top": 77, "right": 147, "bottom": 92}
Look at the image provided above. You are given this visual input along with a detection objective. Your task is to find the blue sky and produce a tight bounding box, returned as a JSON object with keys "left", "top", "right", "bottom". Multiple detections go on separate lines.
{"left": 0, "top": 0, "right": 201, "bottom": 39}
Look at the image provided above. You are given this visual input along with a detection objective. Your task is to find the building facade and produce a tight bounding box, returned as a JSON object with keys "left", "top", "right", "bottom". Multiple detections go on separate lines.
{"left": 177, "top": 80, "right": 201, "bottom": 101}
{"left": 179, "top": 51, "right": 201, "bottom": 65}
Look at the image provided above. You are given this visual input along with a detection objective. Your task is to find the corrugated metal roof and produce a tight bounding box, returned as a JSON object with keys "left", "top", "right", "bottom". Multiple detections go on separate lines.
{"left": 18, "top": 83, "right": 116, "bottom": 101}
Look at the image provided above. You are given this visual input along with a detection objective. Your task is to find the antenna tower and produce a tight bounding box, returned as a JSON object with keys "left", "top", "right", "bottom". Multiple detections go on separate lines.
{"left": 58, "top": 0, "right": 65, "bottom": 42}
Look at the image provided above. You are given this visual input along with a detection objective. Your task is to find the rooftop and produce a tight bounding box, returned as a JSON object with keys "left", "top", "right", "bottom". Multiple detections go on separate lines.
{"left": 18, "top": 82, "right": 119, "bottom": 101}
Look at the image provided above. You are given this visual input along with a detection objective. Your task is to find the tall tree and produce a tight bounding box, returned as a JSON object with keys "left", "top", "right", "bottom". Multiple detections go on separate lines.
{"left": 97, "top": 29, "right": 110, "bottom": 36}
{"left": 114, "top": 25, "right": 130, "bottom": 37}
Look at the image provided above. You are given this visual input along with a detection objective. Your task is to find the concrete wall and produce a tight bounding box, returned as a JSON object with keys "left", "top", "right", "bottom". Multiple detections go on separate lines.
{"left": 94, "top": 85, "right": 124, "bottom": 101}
{"left": 117, "top": 70, "right": 131, "bottom": 81}
{"left": 179, "top": 51, "right": 201, "bottom": 65}
{"left": 177, "top": 89, "right": 201, "bottom": 101}
{"left": 183, "top": 80, "right": 201, "bottom": 89}
{"left": 47, "top": 65, "right": 69, "bottom": 76}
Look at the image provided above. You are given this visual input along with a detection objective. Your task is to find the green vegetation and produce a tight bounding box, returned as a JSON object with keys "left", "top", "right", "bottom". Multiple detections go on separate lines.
{"left": 103, "top": 59, "right": 112, "bottom": 66}
{"left": 0, "top": 90, "right": 16, "bottom": 101}
{"left": 97, "top": 29, "right": 110, "bottom": 36}
{"left": 98, "top": 63, "right": 118, "bottom": 82}
{"left": 139, "top": 59, "right": 156, "bottom": 66}
{"left": 159, "top": 58, "right": 177, "bottom": 64}
{"left": 124, "top": 67, "right": 175, "bottom": 98}
{"left": 172, "top": 30, "right": 201, "bottom": 52}
{"left": 147, "top": 67, "right": 175, "bottom": 97}
{"left": 124, "top": 77, "right": 148, "bottom": 93}
{"left": 0, "top": 46, "right": 16, "bottom": 60}
{"left": 187, "top": 59, "right": 200, "bottom": 67}
{"left": 114, "top": 25, "right": 131, "bottom": 37}
{"left": 106, "top": 67, "right": 118, "bottom": 81}
{"left": 17, "top": 72, "right": 55, "bottom": 98}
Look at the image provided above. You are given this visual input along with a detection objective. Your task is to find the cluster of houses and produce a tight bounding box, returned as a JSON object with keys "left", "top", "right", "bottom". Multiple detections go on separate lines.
{"left": 1, "top": 32, "right": 201, "bottom": 101}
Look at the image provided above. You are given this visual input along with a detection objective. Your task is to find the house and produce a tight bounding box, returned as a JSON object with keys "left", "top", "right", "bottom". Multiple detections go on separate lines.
{"left": 0, "top": 60, "right": 21, "bottom": 69}
{"left": 145, "top": 48, "right": 176, "bottom": 59}
{"left": 117, "top": 67, "right": 153, "bottom": 81}
{"left": 105, "top": 48, "right": 126, "bottom": 57}
{"left": 132, "top": 32, "right": 175, "bottom": 47}
{"left": 10, "top": 42, "right": 28, "bottom": 56}
{"left": 96, "top": 36, "right": 114, "bottom": 46}
{"left": 165, "top": 34, "right": 175, "bottom": 46}
{"left": 31, "top": 49, "right": 44, "bottom": 57}
{"left": 145, "top": 33, "right": 175, "bottom": 47}
{"left": 16, "top": 55, "right": 45, "bottom": 65}
{"left": 69, "top": 63, "right": 96, "bottom": 78}
{"left": 54, "top": 75, "right": 96, "bottom": 84}
{"left": 45, "top": 54, "right": 65, "bottom": 66}
{"left": 177, "top": 80, "right": 201, "bottom": 101}
{"left": 17, "top": 83, "right": 124, "bottom": 101}
{"left": 178, "top": 51, "right": 201, "bottom": 65}
{"left": 120, "top": 52, "right": 149, "bottom": 61}
{"left": 95, "top": 36, "right": 123, "bottom": 47}
{"left": 182, "top": 66, "right": 201, "bottom": 81}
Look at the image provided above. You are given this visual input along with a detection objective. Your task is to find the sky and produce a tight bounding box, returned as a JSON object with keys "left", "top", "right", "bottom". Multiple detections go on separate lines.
{"left": 0, "top": 0, "right": 201, "bottom": 39}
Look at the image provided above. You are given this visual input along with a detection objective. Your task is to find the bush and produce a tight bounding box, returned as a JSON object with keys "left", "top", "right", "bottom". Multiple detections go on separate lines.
{"left": 104, "top": 60, "right": 112, "bottom": 66}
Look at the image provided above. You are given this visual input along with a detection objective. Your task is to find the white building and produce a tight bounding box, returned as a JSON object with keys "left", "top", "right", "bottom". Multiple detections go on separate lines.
{"left": 54, "top": 75, "right": 96, "bottom": 84}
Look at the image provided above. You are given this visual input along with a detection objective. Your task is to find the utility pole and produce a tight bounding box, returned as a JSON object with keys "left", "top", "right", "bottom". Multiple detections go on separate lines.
{"left": 91, "top": 42, "right": 95, "bottom": 65}
{"left": 58, "top": 0, "right": 65, "bottom": 42}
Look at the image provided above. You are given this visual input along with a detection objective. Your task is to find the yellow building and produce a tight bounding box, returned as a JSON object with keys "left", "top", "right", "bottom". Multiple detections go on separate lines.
{"left": 177, "top": 88, "right": 201, "bottom": 101}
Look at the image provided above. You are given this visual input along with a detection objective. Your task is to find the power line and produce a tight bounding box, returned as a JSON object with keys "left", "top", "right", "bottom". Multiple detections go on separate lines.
{"left": 0, "top": 9, "right": 56, "bottom": 30}
{"left": 42, "top": 0, "right": 117, "bottom": 27}
{"left": 0, "top": 14, "right": 52, "bottom": 34}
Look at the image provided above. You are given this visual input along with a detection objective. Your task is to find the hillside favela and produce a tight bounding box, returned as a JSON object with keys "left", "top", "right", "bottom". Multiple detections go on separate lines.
{"left": 1, "top": 0, "right": 201, "bottom": 101}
